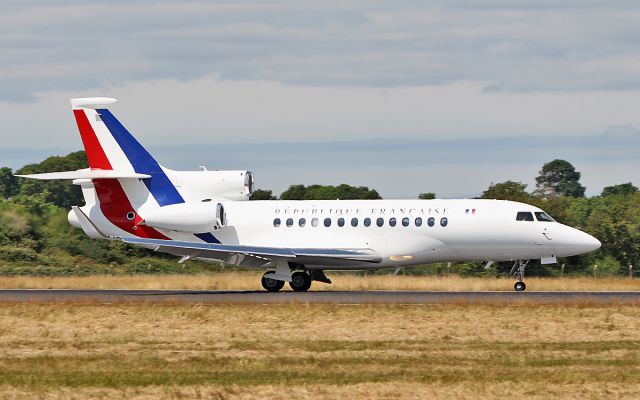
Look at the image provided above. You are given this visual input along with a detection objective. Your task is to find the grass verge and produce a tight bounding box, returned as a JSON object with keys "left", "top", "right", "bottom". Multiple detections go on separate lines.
{"left": 0, "top": 272, "right": 638, "bottom": 291}
{"left": 0, "top": 303, "right": 638, "bottom": 399}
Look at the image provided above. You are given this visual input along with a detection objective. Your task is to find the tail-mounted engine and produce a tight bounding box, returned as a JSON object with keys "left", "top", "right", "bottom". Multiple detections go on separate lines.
{"left": 141, "top": 201, "right": 227, "bottom": 233}
{"left": 165, "top": 170, "right": 254, "bottom": 202}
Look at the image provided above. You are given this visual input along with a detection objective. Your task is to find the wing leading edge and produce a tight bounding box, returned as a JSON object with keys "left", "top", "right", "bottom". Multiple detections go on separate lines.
{"left": 122, "top": 237, "right": 382, "bottom": 268}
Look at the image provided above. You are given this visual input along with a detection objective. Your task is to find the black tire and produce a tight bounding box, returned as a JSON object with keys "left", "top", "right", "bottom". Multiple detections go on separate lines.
{"left": 514, "top": 281, "right": 526, "bottom": 292}
{"left": 289, "top": 271, "right": 312, "bottom": 292}
{"left": 261, "top": 271, "right": 285, "bottom": 292}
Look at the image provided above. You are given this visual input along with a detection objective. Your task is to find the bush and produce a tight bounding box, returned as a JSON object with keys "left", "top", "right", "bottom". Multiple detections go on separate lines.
{"left": 0, "top": 246, "right": 39, "bottom": 262}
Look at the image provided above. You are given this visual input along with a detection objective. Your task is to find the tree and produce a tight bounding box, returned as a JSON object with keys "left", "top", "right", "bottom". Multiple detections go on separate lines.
{"left": 0, "top": 167, "right": 19, "bottom": 199}
{"left": 418, "top": 192, "right": 436, "bottom": 200}
{"left": 601, "top": 183, "right": 638, "bottom": 197}
{"left": 481, "top": 181, "right": 531, "bottom": 203}
{"left": 280, "top": 184, "right": 382, "bottom": 200}
{"left": 15, "top": 151, "right": 88, "bottom": 209}
{"left": 250, "top": 189, "right": 277, "bottom": 200}
{"left": 584, "top": 193, "right": 640, "bottom": 271}
{"left": 534, "top": 159, "right": 585, "bottom": 198}
{"left": 279, "top": 184, "right": 308, "bottom": 200}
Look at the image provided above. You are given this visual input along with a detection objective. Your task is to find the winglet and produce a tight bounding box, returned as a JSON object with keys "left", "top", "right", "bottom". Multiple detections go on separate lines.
{"left": 70, "top": 97, "right": 117, "bottom": 110}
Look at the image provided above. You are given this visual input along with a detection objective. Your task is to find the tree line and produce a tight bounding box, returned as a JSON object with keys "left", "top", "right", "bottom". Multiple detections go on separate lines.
{"left": 0, "top": 152, "right": 637, "bottom": 277}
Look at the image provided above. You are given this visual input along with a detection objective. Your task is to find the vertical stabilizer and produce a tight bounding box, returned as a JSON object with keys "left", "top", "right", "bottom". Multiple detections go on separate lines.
{"left": 70, "top": 97, "right": 185, "bottom": 207}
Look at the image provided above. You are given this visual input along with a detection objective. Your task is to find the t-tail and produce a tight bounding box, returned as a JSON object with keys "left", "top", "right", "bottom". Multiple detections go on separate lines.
{"left": 18, "top": 97, "right": 254, "bottom": 243}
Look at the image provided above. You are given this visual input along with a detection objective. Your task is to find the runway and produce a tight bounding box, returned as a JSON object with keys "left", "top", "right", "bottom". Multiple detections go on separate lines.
{"left": 0, "top": 289, "right": 638, "bottom": 305}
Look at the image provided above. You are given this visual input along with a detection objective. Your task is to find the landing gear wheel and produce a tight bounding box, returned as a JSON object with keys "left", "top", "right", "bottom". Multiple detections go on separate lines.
{"left": 514, "top": 281, "right": 526, "bottom": 292}
{"left": 289, "top": 271, "right": 312, "bottom": 292}
{"left": 261, "top": 271, "right": 285, "bottom": 292}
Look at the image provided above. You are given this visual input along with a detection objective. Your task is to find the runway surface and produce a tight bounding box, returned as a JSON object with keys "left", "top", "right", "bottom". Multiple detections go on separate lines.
{"left": 0, "top": 290, "right": 638, "bottom": 305}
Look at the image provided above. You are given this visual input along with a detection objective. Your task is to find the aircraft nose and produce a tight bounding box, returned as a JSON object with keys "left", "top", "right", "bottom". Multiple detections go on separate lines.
{"left": 579, "top": 232, "right": 601, "bottom": 252}
{"left": 568, "top": 228, "right": 601, "bottom": 254}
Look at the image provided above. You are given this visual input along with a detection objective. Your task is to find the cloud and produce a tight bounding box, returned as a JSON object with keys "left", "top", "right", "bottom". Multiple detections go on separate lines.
{"left": 2, "top": 1, "right": 640, "bottom": 101}
{"left": 3, "top": 130, "right": 639, "bottom": 198}
{"left": 4, "top": 76, "right": 640, "bottom": 150}
{"left": 1, "top": 1, "right": 640, "bottom": 198}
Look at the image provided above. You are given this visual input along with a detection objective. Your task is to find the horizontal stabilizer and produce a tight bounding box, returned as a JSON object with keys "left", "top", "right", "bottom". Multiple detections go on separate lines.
{"left": 70, "top": 97, "right": 117, "bottom": 110}
{"left": 17, "top": 169, "right": 150, "bottom": 180}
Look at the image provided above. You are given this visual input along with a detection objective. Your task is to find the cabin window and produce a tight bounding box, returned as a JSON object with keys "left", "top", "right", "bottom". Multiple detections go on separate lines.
{"left": 376, "top": 217, "right": 384, "bottom": 227}
{"left": 311, "top": 218, "right": 319, "bottom": 227}
{"left": 427, "top": 217, "right": 435, "bottom": 227}
{"left": 299, "top": 218, "right": 306, "bottom": 227}
{"left": 286, "top": 218, "right": 294, "bottom": 227}
{"left": 440, "top": 217, "right": 448, "bottom": 227}
{"left": 516, "top": 211, "right": 534, "bottom": 221}
{"left": 324, "top": 218, "right": 332, "bottom": 227}
{"left": 535, "top": 212, "right": 555, "bottom": 222}
{"left": 338, "top": 217, "right": 345, "bottom": 227}
{"left": 402, "top": 217, "right": 410, "bottom": 227}
{"left": 415, "top": 217, "right": 423, "bottom": 227}
{"left": 364, "top": 217, "right": 372, "bottom": 227}
{"left": 389, "top": 217, "right": 397, "bottom": 227}
{"left": 273, "top": 218, "right": 281, "bottom": 227}
{"left": 351, "top": 217, "right": 358, "bottom": 227}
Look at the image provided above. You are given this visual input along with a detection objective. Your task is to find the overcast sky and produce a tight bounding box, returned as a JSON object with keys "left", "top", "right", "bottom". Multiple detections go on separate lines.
{"left": 1, "top": 1, "right": 639, "bottom": 198}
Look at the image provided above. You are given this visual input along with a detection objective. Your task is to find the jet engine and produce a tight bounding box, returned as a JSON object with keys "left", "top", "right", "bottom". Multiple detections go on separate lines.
{"left": 165, "top": 170, "right": 254, "bottom": 202}
{"left": 141, "top": 201, "right": 227, "bottom": 233}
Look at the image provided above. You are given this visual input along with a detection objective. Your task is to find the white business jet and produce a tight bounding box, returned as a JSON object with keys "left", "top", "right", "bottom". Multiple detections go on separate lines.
{"left": 19, "top": 98, "right": 601, "bottom": 292}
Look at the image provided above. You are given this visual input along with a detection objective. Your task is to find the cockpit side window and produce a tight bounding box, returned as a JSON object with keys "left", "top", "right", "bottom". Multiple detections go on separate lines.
{"left": 516, "top": 211, "right": 534, "bottom": 221}
{"left": 535, "top": 212, "right": 555, "bottom": 222}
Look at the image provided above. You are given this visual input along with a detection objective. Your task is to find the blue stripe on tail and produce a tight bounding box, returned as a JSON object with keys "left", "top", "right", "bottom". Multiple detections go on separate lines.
{"left": 97, "top": 109, "right": 184, "bottom": 207}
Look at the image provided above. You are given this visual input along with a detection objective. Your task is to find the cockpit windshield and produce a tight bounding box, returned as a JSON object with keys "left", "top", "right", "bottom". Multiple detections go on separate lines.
{"left": 516, "top": 211, "right": 534, "bottom": 221}
{"left": 535, "top": 212, "right": 555, "bottom": 222}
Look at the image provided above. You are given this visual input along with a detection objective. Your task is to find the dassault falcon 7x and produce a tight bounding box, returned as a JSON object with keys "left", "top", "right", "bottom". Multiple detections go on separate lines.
{"left": 20, "top": 98, "right": 601, "bottom": 292}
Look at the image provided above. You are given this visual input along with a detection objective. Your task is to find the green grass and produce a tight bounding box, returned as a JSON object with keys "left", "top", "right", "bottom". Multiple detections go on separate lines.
{"left": 0, "top": 304, "right": 639, "bottom": 398}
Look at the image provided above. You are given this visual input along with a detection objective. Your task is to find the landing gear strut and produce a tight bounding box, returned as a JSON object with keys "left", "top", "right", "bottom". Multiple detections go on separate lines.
{"left": 510, "top": 260, "right": 529, "bottom": 292}
{"left": 261, "top": 271, "right": 285, "bottom": 292}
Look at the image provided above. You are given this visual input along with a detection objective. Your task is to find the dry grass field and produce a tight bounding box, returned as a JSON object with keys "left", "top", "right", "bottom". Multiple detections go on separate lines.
{"left": 0, "top": 303, "right": 638, "bottom": 399}
{"left": 0, "top": 272, "right": 638, "bottom": 291}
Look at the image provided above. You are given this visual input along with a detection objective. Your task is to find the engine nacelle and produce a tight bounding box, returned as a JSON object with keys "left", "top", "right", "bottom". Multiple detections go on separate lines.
{"left": 165, "top": 169, "right": 254, "bottom": 202}
{"left": 142, "top": 202, "right": 226, "bottom": 233}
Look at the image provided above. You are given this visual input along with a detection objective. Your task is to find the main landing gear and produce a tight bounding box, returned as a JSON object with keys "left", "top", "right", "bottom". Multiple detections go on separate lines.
{"left": 510, "top": 260, "right": 529, "bottom": 292}
{"left": 261, "top": 272, "right": 285, "bottom": 292}
{"left": 261, "top": 266, "right": 331, "bottom": 292}
{"left": 289, "top": 271, "right": 312, "bottom": 292}
{"left": 261, "top": 270, "right": 312, "bottom": 292}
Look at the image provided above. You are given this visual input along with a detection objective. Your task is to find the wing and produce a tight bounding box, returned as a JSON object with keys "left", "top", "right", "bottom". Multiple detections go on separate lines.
{"left": 122, "top": 237, "right": 382, "bottom": 268}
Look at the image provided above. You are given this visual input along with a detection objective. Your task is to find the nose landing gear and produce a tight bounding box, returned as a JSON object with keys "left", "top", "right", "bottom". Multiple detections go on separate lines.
{"left": 510, "top": 260, "right": 529, "bottom": 292}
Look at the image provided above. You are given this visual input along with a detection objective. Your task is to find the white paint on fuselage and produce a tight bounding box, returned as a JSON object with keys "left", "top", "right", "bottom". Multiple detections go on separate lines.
{"left": 82, "top": 197, "right": 600, "bottom": 270}
{"left": 215, "top": 199, "right": 600, "bottom": 269}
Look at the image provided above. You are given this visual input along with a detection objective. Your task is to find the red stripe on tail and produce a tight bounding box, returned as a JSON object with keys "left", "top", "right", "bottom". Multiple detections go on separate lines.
{"left": 94, "top": 179, "right": 169, "bottom": 239}
{"left": 73, "top": 109, "right": 112, "bottom": 170}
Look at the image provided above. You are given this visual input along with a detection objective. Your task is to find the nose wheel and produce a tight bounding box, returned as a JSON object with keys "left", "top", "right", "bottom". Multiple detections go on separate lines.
{"left": 510, "top": 260, "right": 529, "bottom": 292}
{"left": 514, "top": 281, "right": 526, "bottom": 292}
